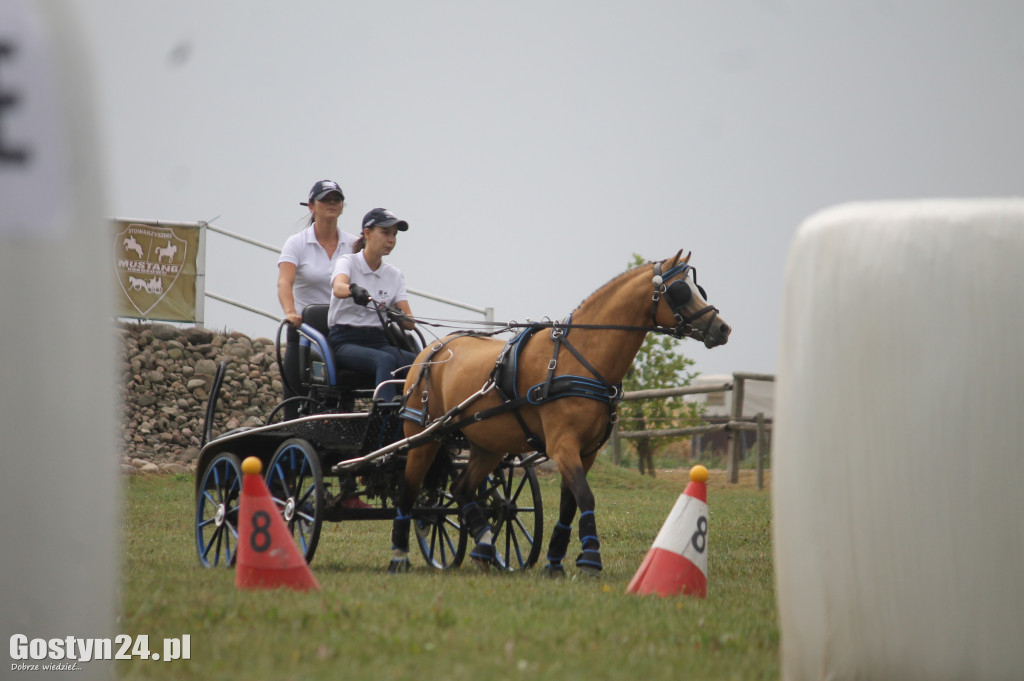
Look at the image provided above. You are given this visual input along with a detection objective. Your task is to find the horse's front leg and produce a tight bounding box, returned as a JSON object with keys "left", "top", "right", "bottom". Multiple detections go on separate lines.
{"left": 549, "top": 449, "right": 602, "bottom": 577}
{"left": 543, "top": 481, "right": 578, "bottom": 577}
{"left": 450, "top": 444, "right": 503, "bottom": 571}
{"left": 389, "top": 439, "right": 440, "bottom": 573}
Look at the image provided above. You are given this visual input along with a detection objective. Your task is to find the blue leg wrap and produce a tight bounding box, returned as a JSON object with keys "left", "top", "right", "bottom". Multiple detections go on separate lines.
{"left": 391, "top": 509, "right": 412, "bottom": 553}
{"left": 461, "top": 502, "right": 495, "bottom": 569}
{"left": 575, "top": 510, "right": 602, "bottom": 575}
{"left": 388, "top": 509, "right": 413, "bottom": 574}
{"left": 545, "top": 521, "right": 572, "bottom": 570}
{"left": 469, "top": 542, "right": 495, "bottom": 563}
{"left": 459, "top": 502, "right": 491, "bottom": 544}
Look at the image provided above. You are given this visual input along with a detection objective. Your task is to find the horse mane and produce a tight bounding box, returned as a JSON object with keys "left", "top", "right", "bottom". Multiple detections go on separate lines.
{"left": 569, "top": 259, "right": 655, "bottom": 317}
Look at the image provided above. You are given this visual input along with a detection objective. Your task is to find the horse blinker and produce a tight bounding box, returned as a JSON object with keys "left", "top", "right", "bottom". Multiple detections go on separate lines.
{"left": 665, "top": 279, "right": 692, "bottom": 307}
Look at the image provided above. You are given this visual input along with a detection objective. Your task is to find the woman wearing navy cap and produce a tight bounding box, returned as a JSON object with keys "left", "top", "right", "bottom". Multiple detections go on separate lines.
{"left": 276, "top": 180, "right": 359, "bottom": 419}
{"left": 328, "top": 208, "right": 417, "bottom": 404}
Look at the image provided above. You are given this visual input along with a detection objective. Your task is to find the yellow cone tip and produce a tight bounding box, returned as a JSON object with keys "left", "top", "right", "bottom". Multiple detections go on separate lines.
{"left": 241, "top": 456, "right": 262, "bottom": 476}
{"left": 689, "top": 465, "right": 709, "bottom": 483}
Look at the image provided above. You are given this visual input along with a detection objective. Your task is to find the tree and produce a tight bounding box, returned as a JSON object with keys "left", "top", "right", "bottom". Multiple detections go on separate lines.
{"left": 618, "top": 254, "right": 702, "bottom": 476}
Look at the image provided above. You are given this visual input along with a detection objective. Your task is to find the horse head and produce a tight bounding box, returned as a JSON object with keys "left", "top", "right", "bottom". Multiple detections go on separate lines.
{"left": 651, "top": 250, "right": 731, "bottom": 348}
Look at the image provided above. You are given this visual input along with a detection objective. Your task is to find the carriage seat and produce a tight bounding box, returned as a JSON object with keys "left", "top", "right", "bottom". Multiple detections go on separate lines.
{"left": 300, "top": 304, "right": 375, "bottom": 392}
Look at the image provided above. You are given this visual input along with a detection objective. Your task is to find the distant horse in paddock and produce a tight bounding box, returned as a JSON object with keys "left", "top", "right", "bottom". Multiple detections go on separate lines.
{"left": 389, "top": 250, "right": 731, "bottom": 575}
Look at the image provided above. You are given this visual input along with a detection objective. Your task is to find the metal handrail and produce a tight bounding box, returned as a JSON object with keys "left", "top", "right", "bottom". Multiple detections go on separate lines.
{"left": 205, "top": 222, "right": 493, "bottom": 321}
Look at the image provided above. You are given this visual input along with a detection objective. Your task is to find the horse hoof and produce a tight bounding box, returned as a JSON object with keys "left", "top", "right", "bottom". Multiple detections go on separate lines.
{"left": 387, "top": 558, "right": 410, "bottom": 574}
{"left": 575, "top": 550, "right": 602, "bottom": 577}
{"left": 543, "top": 564, "right": 566, "bottom": 578}
{"left": 470, "top": 543, "right": 495, "bottom": 572}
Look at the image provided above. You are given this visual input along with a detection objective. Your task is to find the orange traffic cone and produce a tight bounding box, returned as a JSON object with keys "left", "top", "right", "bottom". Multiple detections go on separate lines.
{"left": 627, "top": 464, "right": 709, "bottom": 598}
{"left": 235, "top": 456, "right": 320, "bottom": 592}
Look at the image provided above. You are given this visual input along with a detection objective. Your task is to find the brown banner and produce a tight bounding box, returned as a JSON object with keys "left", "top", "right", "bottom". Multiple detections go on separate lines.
{"left": 113, "top": 220, "right": 202, "bottom": 322}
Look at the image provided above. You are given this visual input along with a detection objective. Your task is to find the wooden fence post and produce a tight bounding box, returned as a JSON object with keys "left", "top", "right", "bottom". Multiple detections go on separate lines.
{"left": 728, "top": 374, "right": 746, "bottom": 483}
{"left": 611, "top": 419, "right": 621, "bottom": 465}
{"left": 756, "top": 412, "right": 766, "bottom": 490}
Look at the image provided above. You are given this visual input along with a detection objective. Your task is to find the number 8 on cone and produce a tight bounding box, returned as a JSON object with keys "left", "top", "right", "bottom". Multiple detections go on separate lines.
{"left": 235, "top": 457, "right": 320, "bottom": 592}
{"left": 627, "top": 465, "right": 709, "bottom": 598}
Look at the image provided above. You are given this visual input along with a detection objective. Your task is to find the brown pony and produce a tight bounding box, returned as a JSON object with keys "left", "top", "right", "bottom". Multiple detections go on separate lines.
{"left": 389, "top": 251, "right": 731, "bottom": 575}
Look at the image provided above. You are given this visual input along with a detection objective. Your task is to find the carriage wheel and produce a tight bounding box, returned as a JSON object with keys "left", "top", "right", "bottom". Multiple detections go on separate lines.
{"left": 266, "top": 439, "right": 324, "bottom": 564}
{"left": 195, "top": 452, "right": 243, "bottom": 567}
{"left": 479, "top": 463, "right": 544, "bottom": 570}
{"left": 414, "top": 466, "right": 468, "bottom": 570}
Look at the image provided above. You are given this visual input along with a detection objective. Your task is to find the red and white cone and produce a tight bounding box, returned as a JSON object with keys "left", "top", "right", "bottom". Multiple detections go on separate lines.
{"left": 627, "top": 464, "right": 709, "bottom": 598}
{"left": 235, "top": 457, "right": 320, "bottom": 592}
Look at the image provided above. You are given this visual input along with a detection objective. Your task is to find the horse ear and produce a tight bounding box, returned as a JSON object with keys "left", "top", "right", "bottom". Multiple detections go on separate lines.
{"left": 668, "top": 249, "right": 683, "bottom": 269}
{"left": 683, "top": 251, "right": 692, "bottom": 263}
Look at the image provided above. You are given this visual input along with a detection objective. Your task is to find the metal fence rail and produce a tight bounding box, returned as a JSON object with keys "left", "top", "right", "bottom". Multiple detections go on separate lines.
{"left": 204, "top": 222, "right": 493, "bottom": 322}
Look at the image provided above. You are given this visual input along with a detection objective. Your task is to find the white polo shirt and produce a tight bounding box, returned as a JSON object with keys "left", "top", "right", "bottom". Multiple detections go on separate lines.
{"left": 278, "top": 225, "right": 359, "bottom": 314}
{"left": 328, "top": 252, "right": 408, "bottom": 328}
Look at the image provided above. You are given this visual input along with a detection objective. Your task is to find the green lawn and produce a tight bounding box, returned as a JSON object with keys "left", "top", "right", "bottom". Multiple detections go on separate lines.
{"left": 119, "top": 462, "right": 777, "bottom": 680}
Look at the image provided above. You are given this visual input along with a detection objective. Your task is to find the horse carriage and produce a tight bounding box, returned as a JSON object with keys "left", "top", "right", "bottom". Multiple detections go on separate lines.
{"left": 194, "top": 250, "right": 730, "bottom": 576}
{"left": 194, "top": 303, "right": 545, "bottom": 572}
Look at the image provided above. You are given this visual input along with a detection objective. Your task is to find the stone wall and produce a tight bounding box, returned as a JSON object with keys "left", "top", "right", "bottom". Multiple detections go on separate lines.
{"left": 118, "top": 322, "right": 283, "bottom": 474}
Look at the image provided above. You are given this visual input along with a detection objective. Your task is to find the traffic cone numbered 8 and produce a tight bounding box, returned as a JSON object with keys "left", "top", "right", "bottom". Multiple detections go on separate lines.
{"left": 627, "top": 464, "right": 708, "bottom": 598}
{"left": 235, "top": 456, "right": 320, "bottom": 592}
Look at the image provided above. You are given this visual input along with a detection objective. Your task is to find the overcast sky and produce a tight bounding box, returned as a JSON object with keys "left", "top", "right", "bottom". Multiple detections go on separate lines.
{"left": 68, "top": 1, "right": 1024, "bottom": 378}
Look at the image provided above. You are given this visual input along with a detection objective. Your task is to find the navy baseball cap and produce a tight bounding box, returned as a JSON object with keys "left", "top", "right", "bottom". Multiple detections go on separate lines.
{"left": 362, "top": 208, "right": 408, "bottom": 231}
{"left": 300, "top": 180, "right": 345, "bottom": 206}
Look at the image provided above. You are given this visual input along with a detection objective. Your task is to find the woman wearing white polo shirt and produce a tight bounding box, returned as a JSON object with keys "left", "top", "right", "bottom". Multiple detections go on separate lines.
{"left": 276, "top": 179, "right": 359, "bottom": 418}
{"left": 328, "top": 207, "right": 417, "bottom": 404}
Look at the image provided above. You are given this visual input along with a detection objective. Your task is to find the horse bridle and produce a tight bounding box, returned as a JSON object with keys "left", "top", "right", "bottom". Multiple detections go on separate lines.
{"left": 651, "top": 260, "right": 720, "bottom": 341}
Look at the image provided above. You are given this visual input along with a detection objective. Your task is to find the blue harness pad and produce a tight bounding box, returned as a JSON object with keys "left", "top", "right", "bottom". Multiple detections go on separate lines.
{"left": 492, "top": 322, "right": 622, "bottom": 407}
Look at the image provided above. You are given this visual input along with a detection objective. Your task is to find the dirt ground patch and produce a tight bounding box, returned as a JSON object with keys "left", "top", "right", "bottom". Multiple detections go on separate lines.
{"left": 658, "top": 467, "right": 771, "bottom": 490}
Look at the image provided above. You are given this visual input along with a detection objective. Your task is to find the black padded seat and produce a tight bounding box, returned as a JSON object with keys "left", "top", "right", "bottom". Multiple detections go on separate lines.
{"left": 301, "top": 304, "right": 375, "bottom": 391}
{"left": 302, "top": 304, "right": 331, "bottom": 337}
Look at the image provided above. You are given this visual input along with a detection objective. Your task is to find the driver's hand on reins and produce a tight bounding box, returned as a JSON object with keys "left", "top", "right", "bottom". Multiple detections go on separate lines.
{"left": 349, "top": 283, "right": 371, "bottom": 306}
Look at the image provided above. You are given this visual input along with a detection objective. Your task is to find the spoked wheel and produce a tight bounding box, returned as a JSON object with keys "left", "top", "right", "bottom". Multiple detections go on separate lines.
{"left": 414, "top": 462, "right": 467, "bottom": 570}
{"left": 479, "top": 462, "right": 544, "bottom": 570}
{"left": 265, "top": 438, "right": 324, "bottom": 564}
{"left": 195, "top": 452, "right": 243, "bottom": 567}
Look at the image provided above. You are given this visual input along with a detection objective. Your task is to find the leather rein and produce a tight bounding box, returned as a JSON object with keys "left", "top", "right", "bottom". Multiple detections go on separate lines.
{"left": 399, "top": 260, "right": 720, "bottom": 454}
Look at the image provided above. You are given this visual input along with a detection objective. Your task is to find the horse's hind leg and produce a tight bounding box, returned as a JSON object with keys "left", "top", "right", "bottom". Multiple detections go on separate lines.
{"left": 450, "top": 444, "right": 503, "bottom": 572}
{"left": 389, "top": 439, "right": 441, "bottom": 573}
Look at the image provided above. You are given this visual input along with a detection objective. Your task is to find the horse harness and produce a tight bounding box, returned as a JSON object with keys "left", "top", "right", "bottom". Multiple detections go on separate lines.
{"left": 400, "top": 259, "right": 719, "bottom": 454}
{"left": 399, "top": 319, "right": 620, "bottom": 454}
{"left": 651, "top": 260, "right": 720, "bottom": 342}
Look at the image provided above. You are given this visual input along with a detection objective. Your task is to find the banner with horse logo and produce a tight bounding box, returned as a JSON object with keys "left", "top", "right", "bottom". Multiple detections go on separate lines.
{"left": 113, "top": 220, "right": 202, "bottom": 321}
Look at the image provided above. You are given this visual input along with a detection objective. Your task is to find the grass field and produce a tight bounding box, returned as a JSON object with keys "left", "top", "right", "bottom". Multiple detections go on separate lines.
{"left": 119, "top": 462, "right": 776, "bottom": 680}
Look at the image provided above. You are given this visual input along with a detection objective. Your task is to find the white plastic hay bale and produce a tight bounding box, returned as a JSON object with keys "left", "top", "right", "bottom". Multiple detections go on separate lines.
{"left": 773, "top": 199, "right": 1024, "bottom": 681}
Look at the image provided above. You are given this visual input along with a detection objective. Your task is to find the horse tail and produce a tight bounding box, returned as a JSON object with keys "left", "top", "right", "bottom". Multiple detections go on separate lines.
{"left": 422, "top": 441, "right": 458, "bottom": 493}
